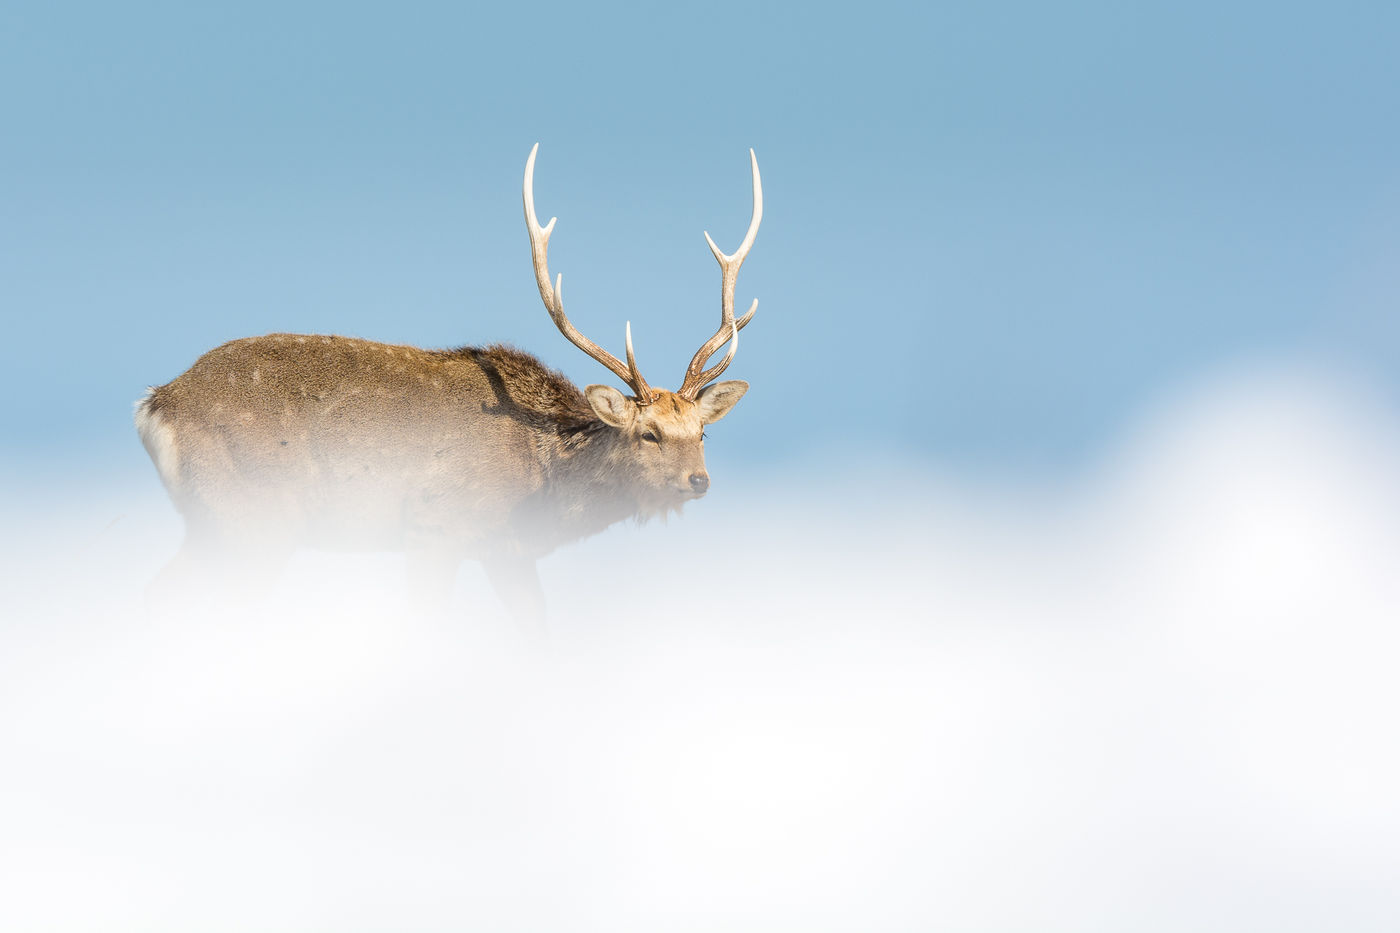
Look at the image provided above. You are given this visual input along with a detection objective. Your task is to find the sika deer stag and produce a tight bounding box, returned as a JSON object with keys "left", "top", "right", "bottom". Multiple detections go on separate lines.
{"left": 136, "top": 144, "right": 762, "bottom": 628}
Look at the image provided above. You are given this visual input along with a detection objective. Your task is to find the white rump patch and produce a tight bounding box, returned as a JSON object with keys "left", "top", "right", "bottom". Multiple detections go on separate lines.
{"left": 133, "top": 392, "right": 180, "bottom": 487}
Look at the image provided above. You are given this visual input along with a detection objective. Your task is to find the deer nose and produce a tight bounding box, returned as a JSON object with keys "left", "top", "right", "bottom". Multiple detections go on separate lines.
{"left": 688, "top": 472, "right": 710, "bottom": 494}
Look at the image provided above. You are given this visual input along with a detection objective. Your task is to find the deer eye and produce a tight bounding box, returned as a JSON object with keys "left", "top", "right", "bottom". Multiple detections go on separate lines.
{"left": 641, "top": 431, "right": 660, "bottom": 444}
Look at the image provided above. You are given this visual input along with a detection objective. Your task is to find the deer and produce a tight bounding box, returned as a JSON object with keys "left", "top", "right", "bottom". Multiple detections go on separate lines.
{"left": 134, "top": 144, "right": 762, "bottom": 631}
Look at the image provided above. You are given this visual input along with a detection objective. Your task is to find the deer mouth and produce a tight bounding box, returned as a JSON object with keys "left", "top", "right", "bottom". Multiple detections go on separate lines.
{"left": 648, "top": 485, "right": 702, "bottom": 507}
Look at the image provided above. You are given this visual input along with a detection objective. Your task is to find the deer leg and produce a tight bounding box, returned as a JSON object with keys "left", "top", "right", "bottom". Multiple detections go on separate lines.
{"left": 146, "top": 524, "right": 291, "bottom": 612}
{"left": 482, "top": 556, "right": 547, "bottom": 636}
{"left": 220, "top": 543, "right": 292, "bottom": 604}
{"left": 405, "top": 548, "right": 460, "bottom": 613}
{"left": 145, "top": 534, "right": 207, "bottom": 611}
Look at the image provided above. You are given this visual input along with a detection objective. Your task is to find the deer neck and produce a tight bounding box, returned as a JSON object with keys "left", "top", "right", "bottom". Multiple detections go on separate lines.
{"left": 538, "top": 421, "right": 650, "bottom": 536}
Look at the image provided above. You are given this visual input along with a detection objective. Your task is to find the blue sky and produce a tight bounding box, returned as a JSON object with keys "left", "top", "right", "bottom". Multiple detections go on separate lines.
{"left": 3, "top": 1, "right": 1398, "bottom": 478}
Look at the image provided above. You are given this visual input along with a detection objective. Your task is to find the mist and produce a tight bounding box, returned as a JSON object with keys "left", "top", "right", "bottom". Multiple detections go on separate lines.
{"left": 3, "top": 364, "right": 1398, "bottom": 932}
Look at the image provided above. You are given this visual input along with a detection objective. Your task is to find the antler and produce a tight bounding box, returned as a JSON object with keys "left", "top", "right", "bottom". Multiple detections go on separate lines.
{"left": 678, "top": 149, "right": 762, "bottom": 401}
{"left": 524, "top": 144, "right": 654, "bottom": 403}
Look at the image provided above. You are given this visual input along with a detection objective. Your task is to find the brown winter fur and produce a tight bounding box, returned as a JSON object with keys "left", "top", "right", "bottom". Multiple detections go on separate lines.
{"left": 135, "top": 332, "right": 747, "bottom": 626}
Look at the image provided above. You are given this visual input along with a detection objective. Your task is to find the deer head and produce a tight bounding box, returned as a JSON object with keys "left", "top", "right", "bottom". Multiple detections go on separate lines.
{"left": 523, "top": 144, "right": 761, "bottom": 503}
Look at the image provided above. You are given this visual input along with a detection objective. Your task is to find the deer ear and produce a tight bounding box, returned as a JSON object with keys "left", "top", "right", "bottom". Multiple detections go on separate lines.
{"left": 695, "top": 380, "right": 748, "bottom": 424}
{"left": 585, "top": 385, "right": 633, "bottom": 428}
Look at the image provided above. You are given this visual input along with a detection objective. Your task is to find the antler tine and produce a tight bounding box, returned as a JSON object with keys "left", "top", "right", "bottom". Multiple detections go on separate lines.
{"left": 524, "top": 144, "right": 653, "bottom": 403}
{"left": 624, "top": 321, "right": 649, "bottom": 398}
{"left": 679, "top": 149, "right": 763, "bottom": 400}
{"left": 689, "top": 319, "right": 740, "bottom": 391}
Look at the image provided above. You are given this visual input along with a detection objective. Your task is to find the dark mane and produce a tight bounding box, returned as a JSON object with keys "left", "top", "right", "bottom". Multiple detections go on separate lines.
{"left": 434, "top": 343, "right": 599, "bottom": 433}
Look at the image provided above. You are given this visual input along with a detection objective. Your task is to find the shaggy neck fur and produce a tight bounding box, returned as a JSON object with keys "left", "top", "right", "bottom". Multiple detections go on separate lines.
{"left": 447, "top": 344, "right": 661, "bottom": 546}
{"left": 548, "top": 422, "right": 655, "bottom": 527}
